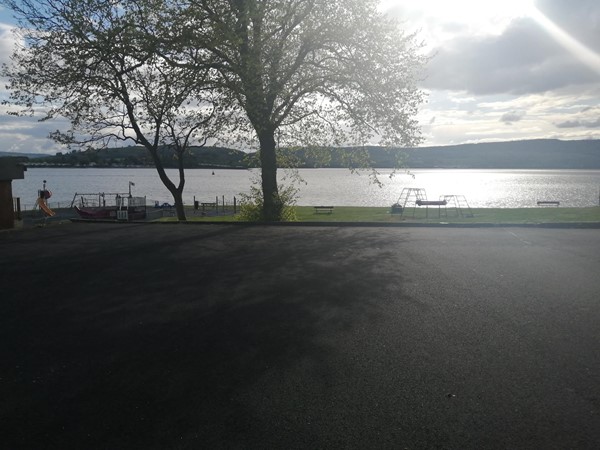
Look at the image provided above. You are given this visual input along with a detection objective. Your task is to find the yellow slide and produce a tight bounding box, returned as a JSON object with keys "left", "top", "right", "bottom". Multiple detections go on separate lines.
{"left": 37, "top": 198, "right": 56, "bottom": 217}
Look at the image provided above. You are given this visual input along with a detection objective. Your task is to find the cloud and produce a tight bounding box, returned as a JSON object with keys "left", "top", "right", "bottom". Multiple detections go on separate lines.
{"left": 0, "top": 108, "right": 74, "bottom": 154}
{"left": 500, "top": 111, "right": 525, "bottom": 125}
{"left": 556, "top": 118, "right": 600, "bottom": 128}
{"left": 0, "top": 22, "right": 18, "bottom": 65}
{"left": 423, "top": 16, "right": 598, "bottom": 95}
{"left": 417, "top": 85, "right": 600, "bottom": 145}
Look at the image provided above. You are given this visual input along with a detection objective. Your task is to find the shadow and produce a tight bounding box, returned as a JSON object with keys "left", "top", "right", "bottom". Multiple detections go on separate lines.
{"left": 1, "top": 225, "right": 410, "bottom": 449}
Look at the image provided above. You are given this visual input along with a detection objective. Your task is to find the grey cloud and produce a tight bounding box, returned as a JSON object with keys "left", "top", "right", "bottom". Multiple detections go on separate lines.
{"left": 555, "top": 120, "right": 579, "bottom": 128}
{"left": 0, "top": 113, "right": 73, "bottom": 153}
{"left": 556, "top": 118, "right": 600, "bottom": 128}
{"left": 0, "top": 120, "right": 58, "bottom": 139}
{"left": 501, "top": 111, "right": 525, "bottom": 124}
{"left": 423, "top": 14, "right": 599, "bottom": 95}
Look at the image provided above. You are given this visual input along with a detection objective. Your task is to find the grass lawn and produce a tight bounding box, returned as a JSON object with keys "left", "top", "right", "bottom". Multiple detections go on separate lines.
{"left": 160, "top": 205, "right": 600, "bottom": 224}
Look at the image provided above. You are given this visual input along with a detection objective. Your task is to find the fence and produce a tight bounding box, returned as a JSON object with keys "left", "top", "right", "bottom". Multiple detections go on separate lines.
{"left": 16, "top": 196, "right": 240, "bottom": 220}
{"left": 144, "top": 196, "right": 239, "bottom": 218}
{"left": 193, "top": 195, "right": 238, "bottom": 215}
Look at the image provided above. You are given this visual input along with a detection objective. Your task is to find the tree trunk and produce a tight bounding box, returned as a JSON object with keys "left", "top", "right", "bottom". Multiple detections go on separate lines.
{"left": 171, "top": 189, "right": 186, "bottom": 221}
{"left": 258, "top": 130, "right": 280, "bottom": 221}
{"left": 174, "top": 153, "right": 187, "bottom": 221}
{"left": 159, "top": 174, "right": 186, "bottom": 221}
{"left": 146, "top": 147, "right": 187, "bottom": 221}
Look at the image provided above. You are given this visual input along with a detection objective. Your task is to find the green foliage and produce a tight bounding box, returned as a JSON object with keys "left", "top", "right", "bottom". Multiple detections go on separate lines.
{"left": 238, "top": 184, "right": 298, "bottom": 222}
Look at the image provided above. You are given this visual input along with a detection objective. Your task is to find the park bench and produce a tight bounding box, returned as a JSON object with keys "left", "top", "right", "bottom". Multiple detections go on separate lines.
{"left": 314, "top": 206, "right": 334, "bottom": 214}
{"left": 537, "top": 201, "right": 560, "bottom": 207}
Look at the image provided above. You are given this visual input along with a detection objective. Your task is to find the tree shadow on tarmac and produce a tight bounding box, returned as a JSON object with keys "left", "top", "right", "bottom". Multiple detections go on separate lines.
{"left": 1, "top": 224, "right": 410, "bottom": 449}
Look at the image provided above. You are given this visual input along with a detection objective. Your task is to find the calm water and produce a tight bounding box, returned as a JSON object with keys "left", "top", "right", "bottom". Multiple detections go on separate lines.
{"left": 12, "top": 167, "right": 600, "bottom": 209}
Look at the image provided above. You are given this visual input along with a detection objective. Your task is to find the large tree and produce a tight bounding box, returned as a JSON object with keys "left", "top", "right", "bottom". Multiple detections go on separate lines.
{"left": 168, "top": 0, "right": 425, "bottom": 221}
{"left": 1, "top": 0, "right": 228, "bottom": 221}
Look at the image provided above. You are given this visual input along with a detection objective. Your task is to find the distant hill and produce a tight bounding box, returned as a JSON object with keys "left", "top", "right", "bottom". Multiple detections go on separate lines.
{"left": 7, "top": 139, "right": 600, "bottom": 169}
{"left": 287, "top": 139, "right": 600, "bottom": 169}
{"left": 401, "top": 139, "right": 600, "bottom": 169}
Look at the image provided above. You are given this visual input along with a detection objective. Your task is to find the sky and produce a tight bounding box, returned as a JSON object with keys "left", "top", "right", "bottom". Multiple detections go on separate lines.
{"left": 0, "top": 0, "right": 599, "bottom": 154}
{"left": 383, "top": 0, "right": 600, "bottom": 146}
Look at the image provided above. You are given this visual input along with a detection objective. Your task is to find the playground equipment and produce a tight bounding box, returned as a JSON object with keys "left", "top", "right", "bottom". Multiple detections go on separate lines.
{"left": 440, "top": 195, "right": 473, "bottom": 218}
{"left": 36, "top": 180, "right": 56, "bottom": 217}
{"left": 70, "top": 184, "right": 146, "bottom": 221}
{"left": 392, "top": 188, "right": 473, "bottom": 218}
{"left": 392, "top": 188, "right": 428, "bottom": 217}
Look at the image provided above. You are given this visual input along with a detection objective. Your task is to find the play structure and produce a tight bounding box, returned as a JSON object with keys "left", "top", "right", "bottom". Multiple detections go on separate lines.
{"left": 70, "top": 182, "right": 146, "bottom": 221}
{"left": 439, "top": 195, "right": 474, "bottom": 218}
{"left": 36, "top": 180, "right": 56, "bottom": 217}
{"left": 392, "top": 188, "right": 473, "bottom": 218}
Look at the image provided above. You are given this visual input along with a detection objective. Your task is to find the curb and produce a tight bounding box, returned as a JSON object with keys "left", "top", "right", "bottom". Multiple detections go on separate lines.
{"left": 68, "top": 218, "right": 600, "bottom": 229}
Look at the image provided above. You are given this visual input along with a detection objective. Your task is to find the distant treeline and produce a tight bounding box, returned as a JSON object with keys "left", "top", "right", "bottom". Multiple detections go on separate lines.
{"left": 19, "top": 146, "right": 253, "bottom": 169}
{"left": 4, "top": 139, "right": 600, "bottom": 169}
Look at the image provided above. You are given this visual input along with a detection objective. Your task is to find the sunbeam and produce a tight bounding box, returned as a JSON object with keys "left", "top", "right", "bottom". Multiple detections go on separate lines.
{"left": 530, "top": 5, "right": 600, "bottom": 76}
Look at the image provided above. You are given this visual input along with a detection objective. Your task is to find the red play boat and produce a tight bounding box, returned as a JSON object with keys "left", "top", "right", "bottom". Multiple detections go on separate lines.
{"left": 71, "top": 191, "right": 147, "bottom": 221}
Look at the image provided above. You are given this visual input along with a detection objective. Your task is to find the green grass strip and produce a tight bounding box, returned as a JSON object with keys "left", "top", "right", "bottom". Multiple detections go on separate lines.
{"left": 158, "top": 206, "right": 600, "bottom": 224}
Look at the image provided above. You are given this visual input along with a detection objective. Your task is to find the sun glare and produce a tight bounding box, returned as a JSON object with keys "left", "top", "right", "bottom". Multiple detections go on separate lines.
{"left": 379, "top": 0, "right": 538, "bottom": 49}
{"left": 382, "top": 0, "right": 600, "bottom": 75}
{"left": 381, "top": 0, "right": 536, "bottom": 30}
{"left": 529, "top": 6, "right": 600, "bottom": 76}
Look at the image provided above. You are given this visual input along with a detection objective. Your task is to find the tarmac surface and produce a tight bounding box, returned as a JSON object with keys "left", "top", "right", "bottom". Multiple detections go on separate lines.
{"left": 1, "top": 222, "right": 599, "bottom": 449}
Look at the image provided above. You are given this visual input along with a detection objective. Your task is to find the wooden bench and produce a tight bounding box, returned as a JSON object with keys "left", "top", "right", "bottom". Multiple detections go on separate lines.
{"left": 537, "top": 201, "right": 560, "bottom": 207}
{"left": 314, "top": 206, "right": 334, "bottom": 214}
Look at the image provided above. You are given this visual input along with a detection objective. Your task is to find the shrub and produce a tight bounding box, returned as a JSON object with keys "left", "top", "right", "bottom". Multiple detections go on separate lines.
{"left": 238, "top": 184, "right": 298, "bottom": 222}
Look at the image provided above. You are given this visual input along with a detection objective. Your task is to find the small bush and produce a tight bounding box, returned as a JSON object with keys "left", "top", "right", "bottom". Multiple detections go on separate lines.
{"left": 238, "top": 184, "right": 298, "bottom": 222}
